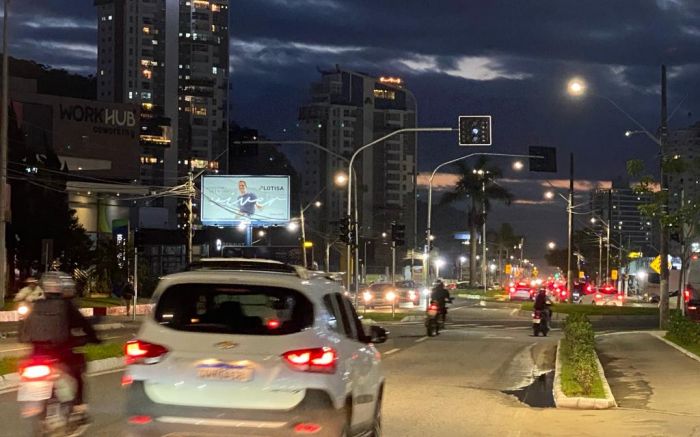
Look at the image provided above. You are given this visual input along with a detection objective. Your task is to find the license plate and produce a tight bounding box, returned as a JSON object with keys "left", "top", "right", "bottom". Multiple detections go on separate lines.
{"left": 17, "top": 381, "right": 53, "bottom": 402}
{"left": 197, "top": 365, "right": 253, "bottom": 382}
{"left": 532, "top": 319, "right": 541, "bottom": 324}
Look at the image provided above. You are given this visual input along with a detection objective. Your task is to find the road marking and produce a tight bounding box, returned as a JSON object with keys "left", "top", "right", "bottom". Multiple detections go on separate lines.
{"left": 484, "top": 335, "right": 513, "bottom": 340}
{"left": 0, "top": 346, "right": 30, "bottom": 353}
{"left": 503, "top": 327, "right": 527, "bottom": 331}
{"left": 383, "top": 348, "right": 400, "bottom": 356}
{"left": 510, "top": 309, "right": 519, "bottom": 316}
{"left": 415, "top": 336, "right": 429, "bottom": 343}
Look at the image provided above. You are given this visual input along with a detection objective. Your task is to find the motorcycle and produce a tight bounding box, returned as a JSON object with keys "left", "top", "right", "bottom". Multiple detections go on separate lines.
{"left": 425, "top": 300, "right": 449, "bottom": 336}
{"left": 532, "top": 303, "right": 551, "bottom": 337}
{"left": 17, "top": 356, "right": 88, "bottom": 436}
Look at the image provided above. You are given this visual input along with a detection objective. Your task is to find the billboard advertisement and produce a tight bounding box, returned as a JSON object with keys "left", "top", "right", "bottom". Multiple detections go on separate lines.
{"left": 201, "top": 176, "right": 291, "bottom": 226}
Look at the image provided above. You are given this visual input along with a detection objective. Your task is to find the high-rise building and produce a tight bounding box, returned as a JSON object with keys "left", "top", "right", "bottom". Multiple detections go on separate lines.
{"left": 95, "top": 0, "right": 229, "bottom": 228}
{"left": 298, "top": 67, "right": 417, "bottom": 271}
{"left": 666, "top": 121, "right": 700, "bottom": 211}
{"left": 590, "top": 181, "right": 655, "bottom": 255}
{"left": 177, "top": 0, "right": 230, "bottom": 173}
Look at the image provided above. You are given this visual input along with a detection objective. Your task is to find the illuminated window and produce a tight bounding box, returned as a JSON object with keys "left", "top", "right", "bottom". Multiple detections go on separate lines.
{"left": 373, "top": 89, "right": 396, "bottom": 100}
{"left": 142, "top": 26, "right": 150, "bottom": 34}
{"left": 191, "top": 159, "right": 209, "bottom": 169}
{"left": 212, "top": 66, "right": 217, "bottom": 74}
{"left": 142, "top": 69, "right": 152, "bottom": 79}
{"left": 142, "top": 102, "right": 154, "bottom": 110}
{"left": 193, "top": 106, "right": 207, "bottom": 116}
{"left": 211, "top": 3, "right": 220, "bottom": 11}
{"left": 140, "top": 59, "right": 150, "bottom": 66}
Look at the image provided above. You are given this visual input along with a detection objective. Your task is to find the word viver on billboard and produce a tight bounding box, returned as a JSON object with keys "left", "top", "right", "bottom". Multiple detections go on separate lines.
{"left": 201, "top": 176, "right": 291, "bottom": 226}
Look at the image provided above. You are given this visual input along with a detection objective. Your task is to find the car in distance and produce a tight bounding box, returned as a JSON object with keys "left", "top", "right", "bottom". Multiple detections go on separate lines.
{"left": 123, "top": 261, "right": 387, "bottom": 437}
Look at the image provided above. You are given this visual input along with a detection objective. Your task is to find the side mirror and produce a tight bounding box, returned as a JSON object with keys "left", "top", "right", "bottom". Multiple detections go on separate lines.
{"left": 369, "top": 325, "right": 388, "bottom": 344}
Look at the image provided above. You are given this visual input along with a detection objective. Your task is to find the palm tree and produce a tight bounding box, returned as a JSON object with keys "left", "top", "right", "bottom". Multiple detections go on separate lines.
{"left": 440, "top": 157, "right": 513, "bottom": 287}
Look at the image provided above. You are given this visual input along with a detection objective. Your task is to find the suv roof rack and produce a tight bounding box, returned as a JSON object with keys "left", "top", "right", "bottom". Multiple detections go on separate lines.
{"left": 185, "top": 258, "right": 310, "bottom": 278}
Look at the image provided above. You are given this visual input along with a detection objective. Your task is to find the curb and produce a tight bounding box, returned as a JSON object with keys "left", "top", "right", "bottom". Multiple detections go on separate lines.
{"left": 553, "top": 340, "right": 617, "bottom": 409}
{"left": 0, "top": 356, "right": 124, "bottom": 392}
{"left": 651, "top": 333, "right": 700, "bottom": 365}
{"left": 401, "top": 315, "right": 423, "bottom": 322}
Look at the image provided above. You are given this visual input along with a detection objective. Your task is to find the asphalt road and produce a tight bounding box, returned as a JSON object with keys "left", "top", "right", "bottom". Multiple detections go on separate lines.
{"left": 1, "top": 303, "right": 699, "bottom": 436}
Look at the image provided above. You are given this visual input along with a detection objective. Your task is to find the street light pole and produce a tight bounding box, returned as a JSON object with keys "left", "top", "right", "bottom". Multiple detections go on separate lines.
{"left": 347, "top": 127, "right": 454, "bottom": 303}
{"left": 0, "top": 0, "right": 10, "bottom": 305}
{"left": 567, "top": 153, "right": 575, "bottom": 303}
{"left": 482, "top": 178, "right": 487, "bottom": 293}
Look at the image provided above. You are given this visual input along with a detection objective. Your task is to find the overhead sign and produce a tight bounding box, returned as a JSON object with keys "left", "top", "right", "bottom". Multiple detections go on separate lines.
{"left": 578, "top": 271, "right": 585, "bottom": 279}
{"left": 505, "top": 264, "right": 512, "bottom": 275}
{"left": 201, "top": 176, "right": 291, "bottom": 226}
{"left": 628, "top": 251, "right": 643, "bottom": 259}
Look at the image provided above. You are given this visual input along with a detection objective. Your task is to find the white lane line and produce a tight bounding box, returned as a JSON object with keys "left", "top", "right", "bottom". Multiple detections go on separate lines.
{"left": 503, "top": 327, "right": 527, "bottom": 331}
{"left": 415, "top": 336, "right": 429, "bottom": 343}
{"left": 0, "top": 346, "right": 30, "bottom": 353}
{"left": 484, "top": 335, "right": 513, "bottom": 340}
{"left": 510, "top": 309, "right": 519, "bottom": 316}
{"left": 383, "top": 348, "right": 401, "bottom": 356}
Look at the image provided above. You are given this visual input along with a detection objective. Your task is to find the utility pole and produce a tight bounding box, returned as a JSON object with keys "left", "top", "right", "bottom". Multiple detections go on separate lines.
{"left": 659, "top": 65, "right": 670, "bottom": 329}
{"left": 0, "top": 0, "right": 10, "bottom": 306}
{"left": 567, "top": 153, "right": 575, "bottom": 303}
{"left": 598, "top": 234, "right": 603, "bottom": 286}
{"left": 391, "top": 240, "right": 396, "bottom": 283}
{"left": 482, "top": 178, "right": 487, "bottom": 293}
{"left": 300, "top": 201, "right": 308, "bottom": 268}
{"left": 187, "top": 171, "right": 194, "bottom": 264}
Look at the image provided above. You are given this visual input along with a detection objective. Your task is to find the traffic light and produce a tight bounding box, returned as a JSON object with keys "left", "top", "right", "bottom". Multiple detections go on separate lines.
{"left": 529, "top": 146, "right": 557, "bottom": 173}
{"left": 391, "top": 222, "right": 406, "bottom": 246}
{"left": 338, "top": 217, "right": 350, "bottom": 244}
{"left": 458, "top": 115, "right": 492, "bottom": 146}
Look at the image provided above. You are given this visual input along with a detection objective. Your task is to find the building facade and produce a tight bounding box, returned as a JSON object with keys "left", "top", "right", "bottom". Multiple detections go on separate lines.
{"left": 94, "top": 0, "right": 229, "bottom": 227}
{"left": 590, "top": 183, "right": 655, "bottom": 256}
{"left": 298, "top": 67, "right": 417, "bottom": 271}
{"left": 666, "top": 121, "right": 700, "bottom": 211}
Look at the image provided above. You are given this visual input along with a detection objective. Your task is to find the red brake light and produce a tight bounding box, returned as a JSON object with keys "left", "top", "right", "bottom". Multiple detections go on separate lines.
{"left": 684, "top": 290, "right": 691, "bottom": 303}
{"left": 20, "top": 364, "right": 51, "bottom": 380}
{"left": 429, "top": 304, "right": 438, "bottom": 311}
{"left": 294, "top": 423, "right": 323, "bottom": 434}
{"left": 128, "top": 415, "right": 153, "bottom": 425}
{"left": 267, "top": 319, "right": 281, "bottom": 329}
{"left": 125, "top": 340, "right": 168, "bottom": 365}
{"left": 283, "top": 347, "right": 337, "bottom": 374}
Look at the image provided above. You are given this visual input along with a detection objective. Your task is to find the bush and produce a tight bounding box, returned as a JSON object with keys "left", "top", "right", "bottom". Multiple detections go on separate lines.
{"left": 562, "top": 313, "right": 598, "bottom": 395}
{"left": 667, "top": 312, "right": 700, "bottom": 346}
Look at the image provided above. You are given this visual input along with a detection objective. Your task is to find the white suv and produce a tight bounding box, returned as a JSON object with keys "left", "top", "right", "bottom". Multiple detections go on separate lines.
{"left": 123, "top": 261, "right": 387, "bottom": 437}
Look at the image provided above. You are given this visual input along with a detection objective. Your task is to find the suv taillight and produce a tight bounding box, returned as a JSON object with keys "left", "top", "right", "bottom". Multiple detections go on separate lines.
{"left": 125, "top": 340, "right": 169, "bottom": 365}
{"left": 282, "top": 347, "right": 337, "bottom": 374}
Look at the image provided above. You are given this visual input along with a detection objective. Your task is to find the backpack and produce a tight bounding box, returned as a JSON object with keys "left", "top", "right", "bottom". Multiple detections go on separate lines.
{"left": 20, "top": 298, "right": 70, "bottom": 345}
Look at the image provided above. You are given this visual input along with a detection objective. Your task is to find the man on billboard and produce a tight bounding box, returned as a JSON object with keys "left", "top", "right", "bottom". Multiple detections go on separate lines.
{"left": 237, "top": 180, "right": 263, "bottom": 218}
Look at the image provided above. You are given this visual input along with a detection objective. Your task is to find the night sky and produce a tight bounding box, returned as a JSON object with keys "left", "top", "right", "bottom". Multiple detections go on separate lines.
{"left": 8, "top": 0, "right": 700, "bottom": 264}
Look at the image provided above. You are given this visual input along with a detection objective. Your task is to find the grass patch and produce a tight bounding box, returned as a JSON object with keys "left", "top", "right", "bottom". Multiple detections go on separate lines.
{"left": 0, "top": 356, "right": 19, "bottom": 376}
{"left": 0, "top": 342, "right": 124, "bottom": 376}
{"left": 521, "top": 302, "right": 657, "bottom": 316}
{"left": 665, "top": 335, "right": 700, "bottom": 358}
{"left": 559, "top": 345, "right": 606, "bottom": 398}
{"left": 77, "top": 297, "right": 124, "bottom": 308}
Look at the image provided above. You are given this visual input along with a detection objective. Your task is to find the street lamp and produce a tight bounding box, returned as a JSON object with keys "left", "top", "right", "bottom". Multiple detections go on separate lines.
{"left": 434, "top": 258, "right": 446, "bottom": 279}
{"left": 314, "top": 201, "right": 322, "bottom": 208}
{"left": 459, "top": 256, "right": 467, "bottom": 281}
{"left": 547, "top": 242, "right": 556, "bottom": 250}
{"left": 287, "top": 221, "right": 299, "bottom": 232}
{"left": 544, "top": 191, "right": 555, "bottom": 200}
{"left": 567, "top": 78, "right": 586, "bottom": 97}
{"left": 512, "top": 161, "right": 524, "bottom": 171}
{"left": 334, "top": 172, "right": 348, "bottom": 187}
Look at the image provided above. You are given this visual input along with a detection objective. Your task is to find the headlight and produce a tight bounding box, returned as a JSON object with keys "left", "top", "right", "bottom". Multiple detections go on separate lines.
{"left": 386, "top": 291, "right": 396, "bottom": 302}
{"left": 422, "top": 288, "right": 430, "bottom": 296}
{"left": 18, "top": 304, "right": 29, "bottom": 316}
{"left": 409, "top": 290, "right": 416, "bottom": 300}
{"left": 363, "top": 291, "right": 372, "bottom": 302}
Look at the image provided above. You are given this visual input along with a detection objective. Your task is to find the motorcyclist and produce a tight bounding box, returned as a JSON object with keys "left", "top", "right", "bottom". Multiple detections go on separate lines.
{"left": 14, "top": 277, "right": 45, "bottom": 303}
{"left": 19, "top": 273, "right": 100, "bottom": 425}
{"left": 533, "top": 288, "right": 552, "bottom": 329}
{"left": 430, "top": 280, "right": 452, "bottom": 323}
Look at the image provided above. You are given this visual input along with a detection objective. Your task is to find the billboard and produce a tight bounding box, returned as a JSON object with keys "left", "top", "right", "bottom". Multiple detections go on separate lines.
{"left": 201, "top": 176, "right": 291, "bottom": 226}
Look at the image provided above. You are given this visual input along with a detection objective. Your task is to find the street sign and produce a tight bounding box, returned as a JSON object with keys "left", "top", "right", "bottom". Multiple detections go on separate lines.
{"left": 628, "top": 251, "right": 643, "bottom": 259}
{"left": 304, "top": 241, "right": 313, "bottom": 248}
{"left": 458, "top": 115, "right": 492, "bottom": 146}
{"left": 650, "top": 256, "right": 661, "bottom": 274}
{"left": 505, "top": 264, "right": 512, "bottom": 275}
{"left": 611, "top": 269, "right": 618, "bottom": 280}
{"left": 578, "top": 271, "right": 585, "bottom": 279}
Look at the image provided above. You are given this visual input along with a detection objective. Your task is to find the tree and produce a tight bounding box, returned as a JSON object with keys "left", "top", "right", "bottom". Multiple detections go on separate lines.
{"left": 440, "top": 157, "right": 513, "bottom": 286}
{"left": 628, "top": 156, "right": 700, "bottom": 323}
{"left": 490, "top": 223, "right": 522, "bottom": 283}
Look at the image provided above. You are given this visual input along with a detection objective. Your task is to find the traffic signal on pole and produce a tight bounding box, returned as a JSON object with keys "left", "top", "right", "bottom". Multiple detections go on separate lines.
{"left": 338, "top": 217, "right": 350, "bottom": 244}
{"left": 391, "top": 222, "right": 406, "bottom": 246}
{"left": 458, "top": 115, "right": 492, "bottom": 146}
{"left": 528, "top": 146, "right": 557, "bottom": 172}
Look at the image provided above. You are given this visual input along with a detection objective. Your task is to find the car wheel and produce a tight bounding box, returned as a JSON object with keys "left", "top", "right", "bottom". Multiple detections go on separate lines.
{"left": 369, "top": 388, "right": 383, "bottom": 437}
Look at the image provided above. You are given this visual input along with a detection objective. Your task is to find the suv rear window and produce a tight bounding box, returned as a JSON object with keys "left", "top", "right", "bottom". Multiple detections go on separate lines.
{"left": 155, "top": 284, "right": 314, "bottom": 335}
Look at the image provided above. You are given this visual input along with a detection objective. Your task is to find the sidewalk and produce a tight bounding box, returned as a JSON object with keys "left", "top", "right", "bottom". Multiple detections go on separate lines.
{"left": 597, "top": 332, "right": 700, "bottom": 414}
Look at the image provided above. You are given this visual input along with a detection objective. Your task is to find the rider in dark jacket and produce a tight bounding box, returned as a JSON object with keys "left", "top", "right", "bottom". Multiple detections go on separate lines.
{"left": 533, "top": 288, "right": 552, "bottom": 326}
{"left": 430, "top": 280, "right": 451, "bottom": 314}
